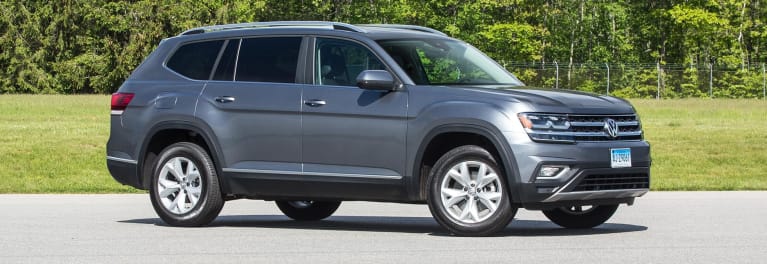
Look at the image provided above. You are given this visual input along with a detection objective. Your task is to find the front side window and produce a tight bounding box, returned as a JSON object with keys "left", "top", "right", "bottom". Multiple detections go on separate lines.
{"left": 167, "top": 40, "right": 224, "bottom": 80}
{"left": 236, "top": 37, "right": 302, "bottom": 83}
{"left": 378, "top": 39, "right": 522, "bottom": 86}
{"left": 315, "top": 38, "right": 385, "bottom": 86}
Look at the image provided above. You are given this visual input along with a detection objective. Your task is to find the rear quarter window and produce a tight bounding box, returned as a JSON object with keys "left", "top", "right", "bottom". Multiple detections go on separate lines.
{"left": 166, "top": 40, "right": 225, "bottom": 80}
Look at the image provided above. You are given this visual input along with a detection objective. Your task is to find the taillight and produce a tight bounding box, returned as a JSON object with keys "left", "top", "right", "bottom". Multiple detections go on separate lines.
{"left": 111, "top": 92, "right": 134, "bottom": 115}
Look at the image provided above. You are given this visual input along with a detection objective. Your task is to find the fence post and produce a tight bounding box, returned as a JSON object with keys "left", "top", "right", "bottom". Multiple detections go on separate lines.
{"left": 605, "top": 63, "right": 610, "bottom": 95}
{"left": 554, "top": 61, "right": 559, "bottom": 89}
{"left": 709, "top": 63, "right": 714, "bottom": 98}
{"left": 656, "top": 62, "right": 661, "bottom": 99}
{"left": 762, "top": 63, "right": 766, "bottom": 100}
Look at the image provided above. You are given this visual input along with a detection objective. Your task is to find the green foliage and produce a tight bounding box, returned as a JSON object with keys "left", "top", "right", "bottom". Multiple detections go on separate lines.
{"left": 477, "top": 23, "right": 545, "bottom": 63}
{"left": 0, "top": 0, "right": 765, "bottom": 97}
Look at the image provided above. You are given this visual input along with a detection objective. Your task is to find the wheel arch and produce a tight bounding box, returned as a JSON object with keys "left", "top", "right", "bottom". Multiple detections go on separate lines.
{"left": 411, "top": 123, "right": 521, "bottom": 203}
{"left": 138, "top": 120, "right": 229, "bottom": 192}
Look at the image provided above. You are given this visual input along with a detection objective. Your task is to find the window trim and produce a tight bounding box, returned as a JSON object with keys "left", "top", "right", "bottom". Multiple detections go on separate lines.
{"left": 208, "top": 39, "right": 231, "bottom": 80}
{"left": 232, "top": 38, "right": 243, "bottom": 81}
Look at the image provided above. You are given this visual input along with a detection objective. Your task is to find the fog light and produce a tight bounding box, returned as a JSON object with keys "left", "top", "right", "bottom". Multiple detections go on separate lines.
{"left": 537, "top": 187, "right": 557, "bottom": 193}
{"left": 538, "top": 165, "right": 570, "bottom": 178}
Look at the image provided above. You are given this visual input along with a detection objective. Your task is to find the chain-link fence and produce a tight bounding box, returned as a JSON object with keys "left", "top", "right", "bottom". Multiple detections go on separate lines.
{"left": 501, "top": 62, "right": 767, "bottom": 99}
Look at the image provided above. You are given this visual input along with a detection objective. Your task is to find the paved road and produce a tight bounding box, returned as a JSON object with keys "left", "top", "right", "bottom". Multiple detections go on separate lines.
{"left": 0, "top": 192, "right": 765, "bottom": 263}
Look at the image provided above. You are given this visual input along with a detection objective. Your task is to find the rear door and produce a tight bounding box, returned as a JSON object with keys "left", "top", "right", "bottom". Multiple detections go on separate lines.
{"left": 196, "top": 37, "right": 305, "bottom": 194}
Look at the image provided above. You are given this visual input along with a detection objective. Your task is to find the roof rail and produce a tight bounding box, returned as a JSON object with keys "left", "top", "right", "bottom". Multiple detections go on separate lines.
{"left": 357, "top": 24, "right": 448, "bottom": 36}
{"left": 179, "top": 21, "right": 366, "bottom": 36}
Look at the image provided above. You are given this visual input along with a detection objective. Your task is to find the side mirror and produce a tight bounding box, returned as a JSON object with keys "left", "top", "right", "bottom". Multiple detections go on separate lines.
{"left": 356, "top": 70, "right": 396, "bottom": 91}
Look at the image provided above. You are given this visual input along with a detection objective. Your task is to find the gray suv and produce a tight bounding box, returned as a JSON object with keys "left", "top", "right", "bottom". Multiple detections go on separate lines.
{"left": 107, "top": 21, "right": 650, "bottom": 236}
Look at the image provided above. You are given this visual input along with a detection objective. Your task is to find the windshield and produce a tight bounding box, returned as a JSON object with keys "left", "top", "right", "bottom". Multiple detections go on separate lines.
{"left": 377, "top": 39, "right": 522, "bottom": 86}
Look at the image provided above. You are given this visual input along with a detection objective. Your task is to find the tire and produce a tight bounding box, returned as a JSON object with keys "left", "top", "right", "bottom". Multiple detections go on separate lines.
{"left": 275, "top": 201, "right": 341, "bottom": 221}
{"left": 426, "top": 145, "right": 516, "bottom": 236}
{"left": 542, "top": 204, "right": 619, "bottom": 229}
{"left": 149, "top": 142, "right": 224, "bottom": 227}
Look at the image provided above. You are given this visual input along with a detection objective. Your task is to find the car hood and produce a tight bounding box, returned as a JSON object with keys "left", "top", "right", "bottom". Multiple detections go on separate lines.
{"left": 461, "top": 86, "right": 636, "bottom": 114}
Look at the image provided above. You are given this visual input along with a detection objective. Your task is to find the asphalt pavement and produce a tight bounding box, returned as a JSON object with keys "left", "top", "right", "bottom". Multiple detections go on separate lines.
{"left": 0, "top": 192, "right": 765, "bottom": 263}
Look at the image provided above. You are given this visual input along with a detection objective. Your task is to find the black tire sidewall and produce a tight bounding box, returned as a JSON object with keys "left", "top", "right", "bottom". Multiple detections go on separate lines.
{"left": 149, "top": 142, "right": 223, "bottom": 226}
{"left": 542, "top": 204, "right": 619, "bottom": 229}
{"left": 275, "top": 201, "right": 341, "bottom": 221}
{"left": 427, "top": 145, "right": 516, "bottom": 236}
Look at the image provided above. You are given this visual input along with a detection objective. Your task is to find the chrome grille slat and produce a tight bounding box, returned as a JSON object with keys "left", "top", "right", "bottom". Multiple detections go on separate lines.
{"left": 530, "top": 131, "right": 643, "bottom": 137}
{"left": 569, "top": 121, "right": 639, "bottom": 127}
{"left": 524, "top": 114, "right": 643, "bottom": 142}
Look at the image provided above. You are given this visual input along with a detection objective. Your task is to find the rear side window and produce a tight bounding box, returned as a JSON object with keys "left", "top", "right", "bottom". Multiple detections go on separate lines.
{"left": 213, "top": 39, "right": 240, "bottom": 81}
{"left": 167, "top": 40, "right": 224, "bottom": 80}
{"left": 236, "top": 37, "right": 302, "bottom": 83}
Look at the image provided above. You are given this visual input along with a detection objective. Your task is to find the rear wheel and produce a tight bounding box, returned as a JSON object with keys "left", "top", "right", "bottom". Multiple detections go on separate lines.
{"left": 542, "top": 204, "right": 619, "bottom": 229}
{"left": 149, "top": 142, "right": 224, "bottom": 227}
{"left": 427, "top": 145, "right": 516, "bottom": 236}
{"left": 275, "top": 200, "right": 341, "bottom": 221}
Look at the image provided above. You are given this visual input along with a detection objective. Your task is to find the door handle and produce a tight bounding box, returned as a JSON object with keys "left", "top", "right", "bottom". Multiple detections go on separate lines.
{"left": 304, "top": 99, "right": 326, "bottom": 107}
{"left": 214, "top": 96, "right": 236, "bottom": 103}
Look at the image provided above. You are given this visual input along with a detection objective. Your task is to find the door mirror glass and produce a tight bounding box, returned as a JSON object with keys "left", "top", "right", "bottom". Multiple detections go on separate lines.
{"left": 356, "top": 70, "right": 395, "bottom": 91}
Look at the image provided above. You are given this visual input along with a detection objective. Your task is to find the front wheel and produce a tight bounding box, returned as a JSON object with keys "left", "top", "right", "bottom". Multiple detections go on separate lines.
{"left": 427, "top": 145, "right": 516, "bottom": 236}
{"left": 149, "top": 142, "right": 224, "bottom": 227}
{"left": 542, "top": 205, "right": 619, "bottom": 229}
{"left": 275, "top": 201, "right": 341, "bottom": 221}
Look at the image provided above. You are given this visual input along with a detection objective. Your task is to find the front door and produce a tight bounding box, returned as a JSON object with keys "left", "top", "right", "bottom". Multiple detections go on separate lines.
{"left": 301, "top": 37, "right": 408, "bottom": 198}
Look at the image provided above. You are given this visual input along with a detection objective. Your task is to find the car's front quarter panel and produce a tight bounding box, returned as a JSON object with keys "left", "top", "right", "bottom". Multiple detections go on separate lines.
{"left": 405, "top": 85, "right": 650, "bottom": 207}
{"left": 404, "top": 86, "right": 528, "bottom": 198}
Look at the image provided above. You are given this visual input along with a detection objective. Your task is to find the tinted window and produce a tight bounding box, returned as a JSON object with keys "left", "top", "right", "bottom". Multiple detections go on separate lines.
{"left": 235, "top": 37, "right": 301, "bottom": 83}
{"left": 315, "top": 38, "right": 385, "bottom": 86}
{"left": 167, "top": 40, "right": 224, "bottom": 80}
{"left": 213, "top": 39, "right": 240, "bottom": 81}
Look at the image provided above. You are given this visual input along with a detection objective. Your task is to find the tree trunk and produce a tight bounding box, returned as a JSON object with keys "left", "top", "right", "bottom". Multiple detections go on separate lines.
{"left": 568, "top": 0, "right": 584, "bottom": 88}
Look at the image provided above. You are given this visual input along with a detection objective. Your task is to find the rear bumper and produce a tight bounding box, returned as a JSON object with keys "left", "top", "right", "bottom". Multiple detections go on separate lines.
{"left": 106, "top": 157, "right": 142, "bottom": 189}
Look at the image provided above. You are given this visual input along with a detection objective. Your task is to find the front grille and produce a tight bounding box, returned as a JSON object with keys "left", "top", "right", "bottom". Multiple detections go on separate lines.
{"left": 568, "top": 114, "right": 642, "bottom": 141}
{"left": 572, "top": 173, "right": 650, "bottom": 191}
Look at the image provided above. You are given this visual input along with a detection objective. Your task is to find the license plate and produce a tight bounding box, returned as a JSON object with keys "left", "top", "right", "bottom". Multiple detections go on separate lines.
{"left": 611, "top": 148, "right": 632, "bottom": 168}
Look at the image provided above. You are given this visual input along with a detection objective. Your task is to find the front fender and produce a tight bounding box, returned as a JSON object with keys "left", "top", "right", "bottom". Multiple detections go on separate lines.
{"left": 406, "top": 101, "right": 523, "bottom": 202}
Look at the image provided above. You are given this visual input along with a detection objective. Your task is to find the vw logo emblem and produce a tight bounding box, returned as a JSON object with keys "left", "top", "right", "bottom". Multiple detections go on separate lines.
{"left": 604, "top": 118, "right": 619, "bottom": 138}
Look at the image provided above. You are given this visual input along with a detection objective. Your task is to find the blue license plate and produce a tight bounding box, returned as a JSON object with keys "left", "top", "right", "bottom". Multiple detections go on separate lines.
{"left": 611, "top": 148, "right": 632, "bottom": 168}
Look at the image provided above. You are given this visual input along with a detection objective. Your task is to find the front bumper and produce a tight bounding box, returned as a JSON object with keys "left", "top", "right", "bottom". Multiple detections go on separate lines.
{"left": 519, "top": 167, "right": 649, "bottom": 210}
{"left": 504, "top": 132, "right": 651, "bottom": 209}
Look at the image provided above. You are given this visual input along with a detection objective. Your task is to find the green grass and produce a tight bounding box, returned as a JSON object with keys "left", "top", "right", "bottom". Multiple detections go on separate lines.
{"left": 631, "top": 99, "right": 767, "bottom": 190}
{"left": 0, "top": 95, "right": 138, "bottom": 193}
{"left": 0, "top": 95, "right": 765, "bottom": 192}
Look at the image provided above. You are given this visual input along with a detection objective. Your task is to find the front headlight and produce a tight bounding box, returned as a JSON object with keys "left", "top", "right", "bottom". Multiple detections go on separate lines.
{"left": 518, "top": 113, "right": 575, "bottom": 143}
